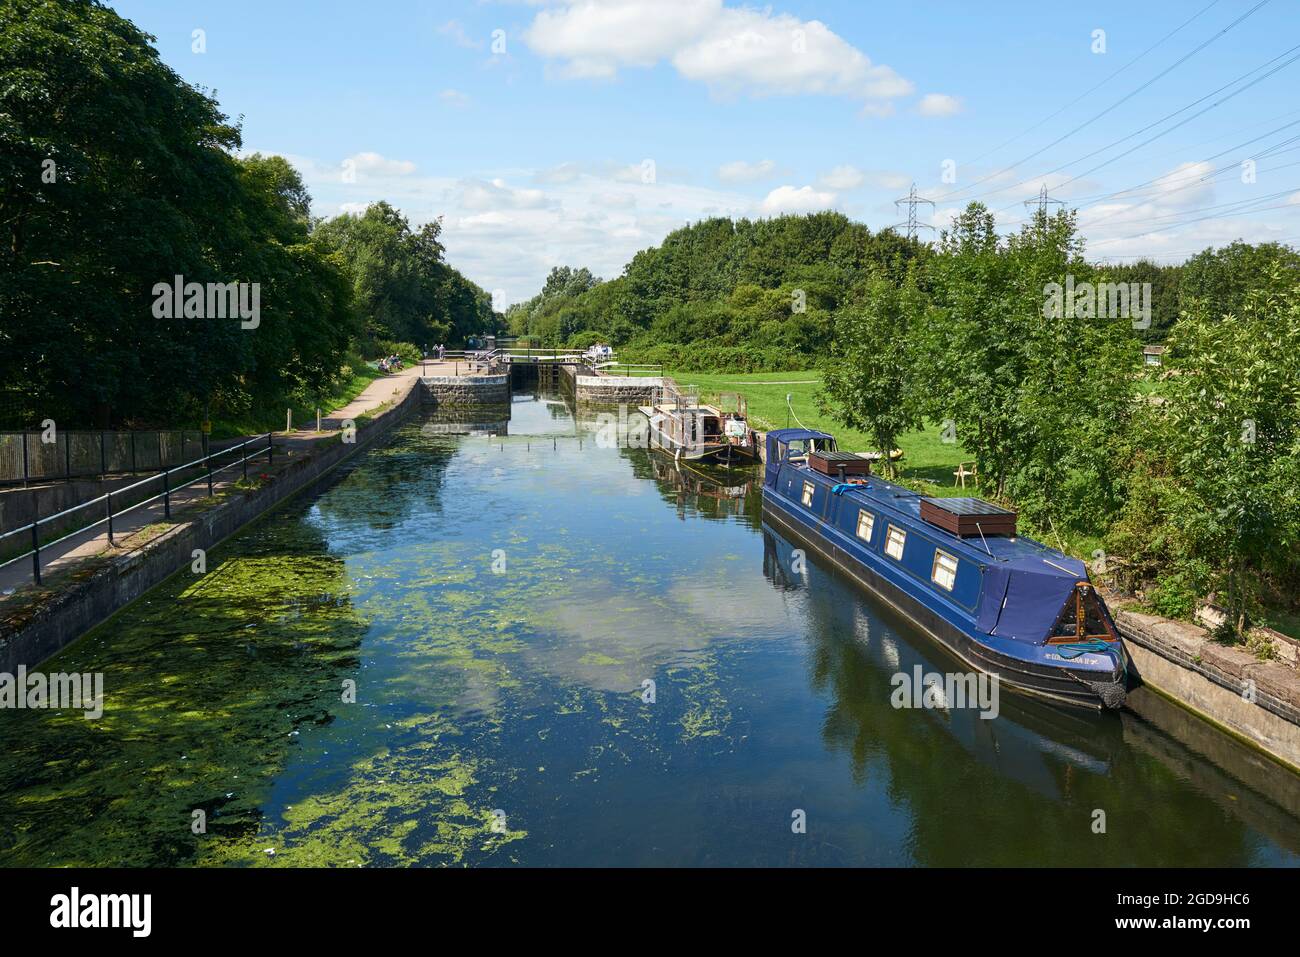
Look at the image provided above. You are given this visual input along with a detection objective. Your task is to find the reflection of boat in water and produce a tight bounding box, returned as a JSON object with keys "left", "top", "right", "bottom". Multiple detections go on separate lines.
{"left": 647, "top": 452, "right": 755, "bottom": 520}
{"left": 761, "top": 524, "right": 1300, "bottom": 858}
{"left": 761, "top": 525, "right": 1117, "bottom": 800}
{"left": 638, "top": 385, "right": 757, "bottom": 464}
{"left": 762, "top": 428, "right": 1127, "bottom": 711}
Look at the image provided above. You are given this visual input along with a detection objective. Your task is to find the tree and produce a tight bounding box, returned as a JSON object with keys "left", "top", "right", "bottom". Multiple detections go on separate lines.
{"left": 1097, "top": 258, "right": 1181, "bottom": 342}
{"left": 1178, "top": 241, "right": 1300, "bottom": 322}
{"left": 818, "top": 273, "right": 923, "bottom": 477}
{"left": 1, "top": 0, "right": 246, "bottom": 425}
{"left": 0, "top": 1, "right": 358, "bottom": 427}
{"left": 1130, "top": 272, "right": 1300, "bottom": 636}
{"left": 313, "top": 202, "right": 494, "bottom": 351}
{"left": 913, "top": 203, "right": 1137, "bottom": 530}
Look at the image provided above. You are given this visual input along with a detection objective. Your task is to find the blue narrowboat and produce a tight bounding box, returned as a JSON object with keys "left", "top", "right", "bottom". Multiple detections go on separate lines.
{"left": 761, "top": 428, "right": 1128, "bottom": 710}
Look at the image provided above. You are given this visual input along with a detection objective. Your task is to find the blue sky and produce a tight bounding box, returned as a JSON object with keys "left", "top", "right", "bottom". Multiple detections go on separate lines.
{"left": 110, "top": 0, "right": 1300, "bottom": 304}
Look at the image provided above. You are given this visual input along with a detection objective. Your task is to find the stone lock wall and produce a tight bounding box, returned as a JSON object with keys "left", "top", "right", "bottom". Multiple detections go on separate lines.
{"left": 420, "top": 375, "right": 510, "bottom": 407}
{"left": 574, "top": 375, "right": 662, "bottom": 404}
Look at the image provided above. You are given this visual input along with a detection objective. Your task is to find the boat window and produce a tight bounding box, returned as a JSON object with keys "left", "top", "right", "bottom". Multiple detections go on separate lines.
{"left": 885, "top": 525, "right": 906, "bottom": 560}
{"left": 856, "top": 509, "right": 875, "bottom": 542}
{"left": 932, "top": 549, "right": 959, "bottom": 591}
{"left": 801, "top": 481, "right": 815, "bottom": 507}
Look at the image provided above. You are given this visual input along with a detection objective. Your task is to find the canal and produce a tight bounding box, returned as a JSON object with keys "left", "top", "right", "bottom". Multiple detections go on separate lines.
{"left": 2, "top": 387, "right": 1298, "bottom": 866}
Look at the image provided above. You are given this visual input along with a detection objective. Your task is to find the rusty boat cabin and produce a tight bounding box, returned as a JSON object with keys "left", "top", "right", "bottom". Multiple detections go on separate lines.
{"left": 638, "top": 390, "right": 757, "bottom": 464}
{"left": 761, "top": 428, "right": 1127, "bottom": 710}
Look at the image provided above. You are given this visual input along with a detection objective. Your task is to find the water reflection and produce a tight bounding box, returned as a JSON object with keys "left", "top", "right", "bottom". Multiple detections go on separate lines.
{"left": 0, "top": 388, "right": 1296, "bottom": 867}
{"left": 761, "top": 523, "right": 1300, "bottom": 865}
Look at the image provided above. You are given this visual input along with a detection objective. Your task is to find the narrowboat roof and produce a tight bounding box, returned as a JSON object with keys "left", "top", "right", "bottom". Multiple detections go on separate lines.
{"left": 790, "top": 469, "right": 1089, "bottom": 642}
{"left": 767, "top": 428, "right": 834, "bottom": 443}
{"left": 812, "top": 471, "right": 1086, "bottom": 577}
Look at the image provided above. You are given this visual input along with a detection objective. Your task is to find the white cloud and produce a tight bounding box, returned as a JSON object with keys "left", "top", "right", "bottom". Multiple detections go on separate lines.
{"left": 277, "top": 148, "right": 758, "bottom": 305}
{"left": 439, "top": 88, "right": 472, "bottom": 108}
{"left": 452, "top": 178, "right": 551, "bottom": 211}
{"left": 1148, "top": 160, "right": 1215, "bottom": 209}
{"left": 344, "top": 152, "right": 417, "bottom": 178}
{"left": 761, "top": 184, "right": 836, "bottom": 215}
{"left": 873, "top": 171, "right": 912, "bottom": 191}
{"left": 526, "top": 0, "right": 720, "bottom": 78}
{"left": 917, "top": 93, "right": 962, "bottom": 117}
{"left": 717, "top": 159, "right": 776, "bottom": 183}
{"left": 533, "top": 162, "right": 584, "bottom": 185}
{"left": 816, "top": 165, "right": 911, "bottom": 191}
{"left": 525, "top": 0, "right": 914, "bottom": 108}
{"left": 818, "top": 164, "right": 863, "bottom": 189}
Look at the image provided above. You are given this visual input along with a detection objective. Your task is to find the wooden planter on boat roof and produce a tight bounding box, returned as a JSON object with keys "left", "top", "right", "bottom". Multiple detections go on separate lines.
{"left": 920, "top": 497, "right": 1018, "bottom": 537}
{"left": 808, "top": 450, "right": 872, "bottom": 478}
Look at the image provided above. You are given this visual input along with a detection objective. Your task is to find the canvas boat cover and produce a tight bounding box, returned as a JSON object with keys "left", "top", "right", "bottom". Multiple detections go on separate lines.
{"left": 975, "top": 555, "right": 1085, "bottom": 643}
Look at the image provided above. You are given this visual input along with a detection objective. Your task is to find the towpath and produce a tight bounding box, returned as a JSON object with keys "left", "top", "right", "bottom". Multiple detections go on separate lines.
{"left": 0, "top": 363, "right": 433, "bottom": 598}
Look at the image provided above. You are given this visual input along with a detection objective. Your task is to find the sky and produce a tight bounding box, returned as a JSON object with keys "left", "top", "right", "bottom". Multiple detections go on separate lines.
{"left": 110, "top": 0, "right": 1300, "bottom": 306}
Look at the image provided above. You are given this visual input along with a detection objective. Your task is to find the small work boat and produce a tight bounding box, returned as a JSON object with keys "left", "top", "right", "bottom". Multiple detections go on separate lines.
{"left": 638, "top": 387, "right": 757, "bottom": 464}
{"left": 761, "top": 428, "right": 1127, "bottom": 710}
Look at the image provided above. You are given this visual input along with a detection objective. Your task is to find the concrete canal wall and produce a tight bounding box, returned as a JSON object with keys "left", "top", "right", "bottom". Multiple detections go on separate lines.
{"left": 0, "top": 382, "right": 423, "bottom": 672}
{"left": 1117, "top": 610, "right": 1300, "bottom": 774}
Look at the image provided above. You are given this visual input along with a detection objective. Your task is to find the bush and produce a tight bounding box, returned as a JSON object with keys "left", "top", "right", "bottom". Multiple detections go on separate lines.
{"left": 620, "top": 339, "right": 811, "bottom": 373}
{"left": 566, "top": 330, "right": 608, "bottom": 350}
{"left": 365, "top": 340, "right": 421, "bottom": 366}
{"left": 1147, "top": 572, "right": 1201, "bottom": 620}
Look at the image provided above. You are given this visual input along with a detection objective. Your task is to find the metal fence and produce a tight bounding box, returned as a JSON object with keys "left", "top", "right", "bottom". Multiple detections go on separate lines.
{"left": 0, "top": 434, "right": 274, "bottom": 586}
{"left": 0, "top": 430, "right": 207, "bottom": 487}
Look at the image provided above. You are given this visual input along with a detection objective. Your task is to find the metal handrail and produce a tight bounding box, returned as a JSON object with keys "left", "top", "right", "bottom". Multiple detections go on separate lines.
{"left": 0, "top": 433, "right": 274, "bottom": 586}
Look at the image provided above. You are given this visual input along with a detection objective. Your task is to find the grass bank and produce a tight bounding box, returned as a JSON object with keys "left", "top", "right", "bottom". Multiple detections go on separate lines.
{"left": 657, "top": 370, "right": 968, "bottom": 491}
{"left": 210, "top": 355, "right": 385, "bottom": 439}
{"left": 653, "top": 369, "right": 1108, "bottom": 560}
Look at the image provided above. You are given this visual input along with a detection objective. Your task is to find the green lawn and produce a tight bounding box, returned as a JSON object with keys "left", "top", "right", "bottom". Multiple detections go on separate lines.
{"left": 658, "top": 370, "right": 971, "bottom": 496}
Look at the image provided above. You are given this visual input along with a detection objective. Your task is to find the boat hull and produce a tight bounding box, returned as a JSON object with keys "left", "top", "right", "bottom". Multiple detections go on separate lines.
{"left": 762, "top": 495, "right": 1127, "bottom": 711}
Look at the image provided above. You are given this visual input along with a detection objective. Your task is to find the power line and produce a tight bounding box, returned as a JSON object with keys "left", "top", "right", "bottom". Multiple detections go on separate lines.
{"left": 1089, "top": 186, "right": 1300, "bottom": 233}
{"left": 1065, "top": 120, "right": 1300, "bottom": 209}
{"left": 1078, "top": 149, "right": 1300, "bottom": 229}
{"left": 984, "top": 39, "right": 1300, "bottom": 214}
{"left": 891, "top": 183, "right": 935, "bottom": 240}
{"left": 1040, "top": 44, "right": 1300, "bottom": 199}
{"left": 1088, "top": 190, "right": 1300, "bottom": 246}
{"left": 1093, "top": 233, "right": 1300, "bottom": 262}
{"left": 1024, "top": 184, "right": 1065, "bottom": 219}
{"left": 934, "top": 0, "right": 1270, "bottom": 203}
{"left": 954, "top": 0, "right": 1225, "bottom": 173}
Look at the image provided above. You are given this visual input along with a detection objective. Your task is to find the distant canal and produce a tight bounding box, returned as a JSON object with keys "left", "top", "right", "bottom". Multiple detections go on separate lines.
{"left": 2, "top": 386, "right": 1298, "bottom": 866}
